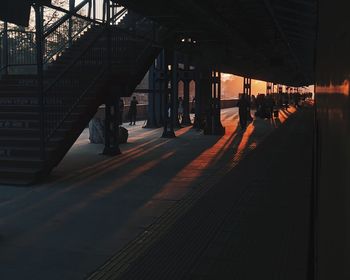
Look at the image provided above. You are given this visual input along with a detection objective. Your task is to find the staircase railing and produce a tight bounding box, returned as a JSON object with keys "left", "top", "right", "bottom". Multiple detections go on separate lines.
{"left": 0, "top": 0, "right": 128, "bottom": 75}
{"left": 43, "top": 0, "right": 95, "bottom": 64}
{"left": 1, "top": 2, "right": 158, "bottom": 161}
{"left": 0, "top": 28, "right": 36, "bottom": 75}
{"left": 43, "top": 27, "right": 108, "bottom": 142}
{"left": 41, "top": 7, "right": 129, "bottom": 146}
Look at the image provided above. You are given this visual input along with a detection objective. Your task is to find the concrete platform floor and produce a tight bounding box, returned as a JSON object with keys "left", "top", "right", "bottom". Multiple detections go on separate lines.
{"left": 0, "top": 107, "right": 304, "bottom": 280}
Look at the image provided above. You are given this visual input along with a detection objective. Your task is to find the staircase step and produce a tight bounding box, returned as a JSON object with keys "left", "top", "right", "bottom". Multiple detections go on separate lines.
{"left": 0, "top": 128, "right": 40, "bottom": 137}
{"left": 0, "top": 145, "right": 56, "bottom": 158}
{"left": 0, "top": 165, "right": 48, "bottom": 185}
{"left": 0, "top": 126, "right": 70, "bottom": 137}
{"left": 0, "top": 157, "right": 44, "bottom": 169}
{"left": 0, "top": 85, "right": 41, "bottom": 91}
{"left": 0, "top": 112, "right": 40, "bottom": 120}
{"left": 0, "top": 136, "right": 63, "bottom": 147}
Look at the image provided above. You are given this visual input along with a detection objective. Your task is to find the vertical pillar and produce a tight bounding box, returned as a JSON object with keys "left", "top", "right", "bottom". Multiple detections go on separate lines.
{"left": 87, "top": 0, "right": 92, "bottom": 19}
{"left": 68, "top": 0, "right": 75, "bottom": 47}
{"left": 162, "top": 49, "right": 176, "bottom": 138}
{"left": 193, "top": 65, "right": 211, "bottom": 131}
{"left": 266, "top": 82, "right": 272, "bottom": 94}
{"left": 243, "top": 77, "right": 251, "bottom": 96}
{"left": 103, "top": 0, "right": 120, "bottom": 156}
{"left": 181, "top": 57, "right": 192, "bottom": 125}
{"left": 35, "top": 4, "right": 45, "bottom": 160}
{"left": 1, "top": 22, "right": 9, "bottom": 75}
{"left": 172, "top": 52, "right": 180, "bottom": 128}
{"left": 193, "top": 67, "right": 202, "bottom": 129}
{"left": 202, "top": 67, "right": 212, "bottom": 135}
{"left": 92, "top": 0, "right": 96, "bottom": 22}
{"left": 243, "top": 77, "right": 253, "bottom": 121}
{"left": 103, "top": 89, "right": 121, "bottom": 156}
{"left": 157, "top": 51, "right": 165, "bottom": 126}
{"left": 211, "top": 70, "right": 225, "bottom": 135}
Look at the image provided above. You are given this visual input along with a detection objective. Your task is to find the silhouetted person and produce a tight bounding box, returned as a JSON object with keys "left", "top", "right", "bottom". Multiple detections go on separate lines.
{"left": 129, "top": 96, "right": 138, "bottom": 125}
{"left": 191, "top": 97, "right": 196, "bottom": 114}
{"left": 178, "top": 97, "right": 184, "bottom": 123}
{"left": 237, "top": 95, "right": 250, "bottom": 130}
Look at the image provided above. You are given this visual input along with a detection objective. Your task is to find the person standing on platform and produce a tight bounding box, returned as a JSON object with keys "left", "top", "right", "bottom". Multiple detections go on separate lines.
{"left": 178, "top": 97, "right": 184, "bottom": 123}
{"left": 237, "top": 94, "right": 250, "bottom": 130}
{"left": 128, "top": 96, "right": 138, "bottom": 125}
{"left": 191, "top": 97, "right": 196, "bottom": 114}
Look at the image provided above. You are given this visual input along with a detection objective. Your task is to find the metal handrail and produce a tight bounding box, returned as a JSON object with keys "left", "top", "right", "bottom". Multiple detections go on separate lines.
{"left": 44, "top": 0, "right": 96, "bottom": 38}
{"left": 43, "top": 25, "right": 108, "bottom": 141}
{"left": 0, "top": 2, "right": 129, "bottom": 75}
{"left": 0, "top": 29, "right": 37, "bottom": 73}
{"left": 40, "top": 4, "right": 130, "bottom": 143}
{"left": 44, "top": 27, "right": 106, "bottom": 93}
{"left": 45, "top": 65, "right": 108, "bottom": 142}
{"left": 44, "top": 20, "right": 91, "bottom": 64}
{"left": 43, "top": 1, "right": 95, "bottom": 64}
{"left": 110, "top": 7, "right": 128, "bottom": 24}
{"left": 1, "top": 6, "right": 159, "bottom": 156}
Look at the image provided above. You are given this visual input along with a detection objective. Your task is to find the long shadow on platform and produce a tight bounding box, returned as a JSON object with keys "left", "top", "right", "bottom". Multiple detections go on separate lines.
{"left": 0, "top": 109, "right": 296, "bottom": 280}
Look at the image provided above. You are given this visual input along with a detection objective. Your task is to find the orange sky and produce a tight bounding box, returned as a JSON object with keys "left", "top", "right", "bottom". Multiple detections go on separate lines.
{"left": 221, "top": 73, "right": 314, "bottom": 99}
{"left": 221, "top": 74, "right": 267, "bottom": 99}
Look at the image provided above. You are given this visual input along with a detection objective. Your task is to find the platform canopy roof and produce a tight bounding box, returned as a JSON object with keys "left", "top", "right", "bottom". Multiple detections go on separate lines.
{"left": 119, "top": 0, "right": 317, "bottom": 86}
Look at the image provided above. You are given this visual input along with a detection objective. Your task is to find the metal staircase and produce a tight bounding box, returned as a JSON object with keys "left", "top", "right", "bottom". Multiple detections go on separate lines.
{"left": 0, "top": 2, "right": 164, "bottom": 184}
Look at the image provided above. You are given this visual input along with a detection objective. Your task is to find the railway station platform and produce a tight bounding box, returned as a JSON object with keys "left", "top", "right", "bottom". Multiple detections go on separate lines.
{"left": 0, "top": 106, "right": 313, "bottom": 279}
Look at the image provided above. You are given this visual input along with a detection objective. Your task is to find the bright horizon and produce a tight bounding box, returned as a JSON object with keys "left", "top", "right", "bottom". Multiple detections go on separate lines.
{"left": 221, "top": 73, "right": 314, "bottom": 99}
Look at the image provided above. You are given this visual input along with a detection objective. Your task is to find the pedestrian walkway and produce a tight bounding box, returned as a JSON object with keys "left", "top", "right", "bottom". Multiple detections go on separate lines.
{"left": 87, "top": 107, "right": 313, "bottom": 280}
{"left": 0, "top": 107, "right": 310, "bottom": 280}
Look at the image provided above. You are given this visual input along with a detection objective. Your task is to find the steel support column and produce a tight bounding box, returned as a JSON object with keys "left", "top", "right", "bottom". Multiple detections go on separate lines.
{"left": 193, "top": 66, "right": 206, "bottom": 130}
{"left": 201, "top": 67, "right": 212, "bottom": 135}
{"left": 243, "top": 77, "right": 253, "bottom": 121}
{"left": 181, "top": 56, "right": 192, "bottom": 126}
{"left": 278, "top": 84, "right": 283, "bottom": 94}
{"left": 103, "top": 0, "right": 121, "bottom": 156}
{"left": 211, "top": 71, "right": 225, "bottom": 135}
{"left": 266, "top": 82, "right": 273, "bottom": 94}
{"left": 172, "top": 52, "right": 180, "bottom": 128}
{"left": 162, "top": 49, "right": 176, "bottom": 138}
{"left": 103, "top": 87, "right": 121, "bottom": 156}
{"left": 156, "top": 51, "right": 165, "bottom": 126}
{"left": 203, "top": 70, "right": 225, "bottom": 135}
{"left": 68, "top": 0, "right": 75, "bottom": 47}
{"left": 1, "top": 21, "right": 9, "bottom": 75}
{"left": 35, "top": 4, "right": 45, "bottom": 160}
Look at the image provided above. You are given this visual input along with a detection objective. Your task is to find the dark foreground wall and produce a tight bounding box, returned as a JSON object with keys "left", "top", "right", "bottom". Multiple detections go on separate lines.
{"left": 315, "top": 1, "right": 350, "bottom": 279}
